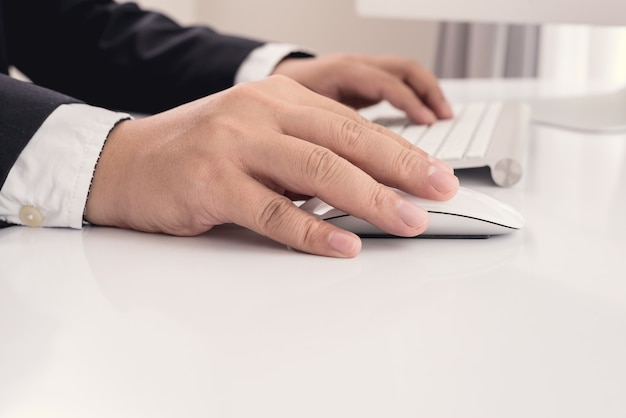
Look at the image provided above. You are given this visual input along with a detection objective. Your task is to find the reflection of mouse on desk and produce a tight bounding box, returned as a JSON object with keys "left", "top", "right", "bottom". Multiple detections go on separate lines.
{"left": 300, "top": 187, "right": 525, "bottom": 238}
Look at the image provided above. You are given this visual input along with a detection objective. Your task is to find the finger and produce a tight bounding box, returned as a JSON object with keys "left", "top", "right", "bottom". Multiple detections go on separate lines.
{"left": 403, "top": 67, "right": 454, "bottom": 120}
{"left": 273, "top": 105, "right": 459, "bottom": 201}
{"left": 223, "top": 174, "right": 362, "bottom": 258}
{"left": 330, "top": 62, "right": 441, "bottom": 125}
{"left": 253, "top": 77, "right": 431, "bottom": 151}
{"left": 363, "top": 56, "right": 455, "bottom": 121}
{"left": 242, "top": 134, "right": 432, "bottom": 238}
{"left": 257, "top": 75, "right": 436, "bottom": 152}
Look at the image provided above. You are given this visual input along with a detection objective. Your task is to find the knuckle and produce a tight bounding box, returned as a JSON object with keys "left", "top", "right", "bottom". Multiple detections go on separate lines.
{"left": 229, "top": 80, "right": 282, "bottom": 108}
{"left": 265, "top": 74, "right": 306, "bottom": 94}
{"left": 267, "top": 73, "right": 295, "bottom": 85}
{"left": 298, "top": 216, "right": 326, "bottom": 248}
{"left": 228, "top": 81, "right": 259, "bottom": 100}
{"left": 304, "top": 147, "right": 344, "bottom": 187}
{"left": 253, "top": 194, "right": 328, "bottom": 252}
{"left": 394, "top": 148, "right": 425, "bottom": 178}
{"left": 334, "top": 118, "right": 367, "bottom": 149}
{"left": 254, "top": 194, "right": 296, "bottom": 235}
{"left": 369, "top": 185, "right": 394, "bottom": 211}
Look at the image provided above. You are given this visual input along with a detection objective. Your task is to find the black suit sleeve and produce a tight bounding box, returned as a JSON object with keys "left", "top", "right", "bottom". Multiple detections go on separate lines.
{"left": 0, "top": 74, "right": 82, "bottom": 186}
{"left": 0, "top": 0, "right": 269, "bottom": 228}
{"left": 4, "top": 0, "right": 265, "bottom": 114}
{"left": 0, "top": 74, "right": 83, "bottom": 227}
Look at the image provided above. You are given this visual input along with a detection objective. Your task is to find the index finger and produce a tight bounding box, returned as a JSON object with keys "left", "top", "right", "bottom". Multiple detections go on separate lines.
{"left": 275, "top": 103, "right": 459, "bottom": 201}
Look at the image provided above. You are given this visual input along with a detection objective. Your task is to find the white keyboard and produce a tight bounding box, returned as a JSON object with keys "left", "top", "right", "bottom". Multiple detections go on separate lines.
{"left": 363, "top": 100, "right": 530, "bottom": 187}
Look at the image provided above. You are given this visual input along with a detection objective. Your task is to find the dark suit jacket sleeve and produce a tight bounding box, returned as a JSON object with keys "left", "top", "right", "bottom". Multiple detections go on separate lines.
{"left": 4, "top": 0, "right": 266, "bottom": 114}
{"left": 0, "top": 74, "right": 84, "bottom": 227}
{"left": 1, "top": 0, "right": 269, "bottom": 227}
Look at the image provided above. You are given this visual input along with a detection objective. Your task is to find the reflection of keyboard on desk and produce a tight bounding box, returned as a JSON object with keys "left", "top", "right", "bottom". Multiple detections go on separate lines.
{"left": 363, "top": 100, "right": 531, "bottom": 187}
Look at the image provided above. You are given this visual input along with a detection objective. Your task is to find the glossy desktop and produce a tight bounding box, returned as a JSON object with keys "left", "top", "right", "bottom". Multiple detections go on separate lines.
{"left": 2, "top": 79, "right": 625, "bottom": 418}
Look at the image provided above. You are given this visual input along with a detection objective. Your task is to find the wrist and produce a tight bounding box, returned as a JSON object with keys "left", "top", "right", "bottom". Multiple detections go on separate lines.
{"left": 236, "top": 43, "right": 315, "bottom": 83}
{"left": 84, "top": 119, "right": 134, "bottom": 228}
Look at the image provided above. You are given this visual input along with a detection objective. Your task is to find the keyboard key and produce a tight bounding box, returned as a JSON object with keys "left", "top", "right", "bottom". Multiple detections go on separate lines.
{"left": 377, "top": 117, "right": 408, "bottom": 136}
{"left": 401, "top": 123, "right": 428, "bottom": 145}
{"left": 383, "top": 119, "right": 409, "bottom": 135}
{"left": 466, "top": 101, "right": 503, "bottom": 159}
{"left": 415, "top": 119, "right": 455, "bottom": 155}
{"left": 436, "top": 102, "right": 487, "bottom": 160}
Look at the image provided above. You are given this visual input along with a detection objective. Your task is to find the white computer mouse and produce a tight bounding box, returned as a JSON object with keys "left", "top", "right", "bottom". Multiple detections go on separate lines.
{"left": 299, "top": 186, "right": 525, "bottom": 237}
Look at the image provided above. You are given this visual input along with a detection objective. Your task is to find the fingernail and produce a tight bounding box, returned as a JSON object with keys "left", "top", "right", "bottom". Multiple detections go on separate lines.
{"left": 429, "top": 164, "right": 459, "bottom": 194}
{"left": 328, "top": 231, "right": 361, "bottom": 256}
{"left": 437, "top": 101, "right": 454, "bottom": 119}
{"left": 398, "top": 200, "right": 429, "bottom": 229}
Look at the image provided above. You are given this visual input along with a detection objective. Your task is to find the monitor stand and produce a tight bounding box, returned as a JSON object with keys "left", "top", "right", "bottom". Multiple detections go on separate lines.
{"left": 530, "top": 86, "right": 626, "bottom": 133}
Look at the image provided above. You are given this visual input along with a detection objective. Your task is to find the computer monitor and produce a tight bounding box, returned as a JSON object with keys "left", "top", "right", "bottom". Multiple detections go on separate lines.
{"left": 356, "top": 0, "right": 626, "bottom": 132}
{"left": 356, "top": 0, "right": 626, "bottom": 26}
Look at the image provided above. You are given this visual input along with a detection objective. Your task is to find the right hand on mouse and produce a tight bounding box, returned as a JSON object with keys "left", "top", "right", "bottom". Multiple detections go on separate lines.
{"left": 84, "top": 75, "right": 459, "bottom": 257}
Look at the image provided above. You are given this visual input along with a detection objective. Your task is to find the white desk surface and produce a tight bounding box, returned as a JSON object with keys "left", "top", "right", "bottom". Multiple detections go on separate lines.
{"left": 2, "top": 79, "right": 625, "bottom": 418}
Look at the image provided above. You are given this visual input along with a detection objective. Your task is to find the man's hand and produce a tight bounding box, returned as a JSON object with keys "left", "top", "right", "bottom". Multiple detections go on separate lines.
{"left": 84, "top": 76, "right": 458, "bottom": 257}
{"left": 272, "top": 53, "right": 454, "bottom": 125}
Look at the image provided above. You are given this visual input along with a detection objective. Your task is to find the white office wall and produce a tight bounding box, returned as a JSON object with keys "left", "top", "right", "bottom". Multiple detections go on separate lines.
{"left": 200, "top": 0, "right": 438, "bottom": 69}
{"left": 130, "top": 0, "right": 439, "bottom": 71}
{"left": 539, "top": 25, "right": 626, "bottom": 85}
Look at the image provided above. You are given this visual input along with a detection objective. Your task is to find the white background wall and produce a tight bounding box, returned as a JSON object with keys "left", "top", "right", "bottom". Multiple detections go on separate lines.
{"left": 132, "top": 0, "right": 440, "bottom": 71}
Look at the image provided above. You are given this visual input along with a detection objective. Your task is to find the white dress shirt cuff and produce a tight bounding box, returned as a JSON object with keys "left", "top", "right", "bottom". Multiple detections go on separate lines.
{"left": 235, "top": 42, "right": 315, "bottom": 84}
{"left": 0, "top": 104, "right": 131, "bottom": 229}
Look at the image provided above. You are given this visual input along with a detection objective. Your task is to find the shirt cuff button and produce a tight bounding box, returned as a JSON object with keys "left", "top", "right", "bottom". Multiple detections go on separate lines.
{"left": 19, "top": 205, "right": 45, "bottom": 227}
